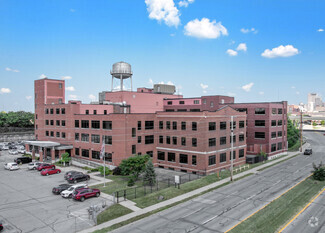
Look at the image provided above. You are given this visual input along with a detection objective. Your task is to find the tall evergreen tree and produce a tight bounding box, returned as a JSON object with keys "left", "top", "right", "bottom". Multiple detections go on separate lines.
{"left": 143, "top": 160, "right": 156, "bottom": 186}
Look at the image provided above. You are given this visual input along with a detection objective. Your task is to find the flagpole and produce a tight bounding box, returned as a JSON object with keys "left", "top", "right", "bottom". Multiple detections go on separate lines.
{"left": 103, "top": 153, "right": 106, "bottom": 187}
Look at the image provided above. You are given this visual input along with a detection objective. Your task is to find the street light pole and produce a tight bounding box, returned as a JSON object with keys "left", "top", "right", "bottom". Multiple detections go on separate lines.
{"left": 103, "top": 153, "right": 106, "bottom": 187}
{"left": 230, "top": 115, "right": 234, "bottom": 182}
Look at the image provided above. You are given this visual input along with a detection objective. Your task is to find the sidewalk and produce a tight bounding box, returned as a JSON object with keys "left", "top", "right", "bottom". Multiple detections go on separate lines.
{"left": 79, "top": 147, "right": 306, "bottom": 233}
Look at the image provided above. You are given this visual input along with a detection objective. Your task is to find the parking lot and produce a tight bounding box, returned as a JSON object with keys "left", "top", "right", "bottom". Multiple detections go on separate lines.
{"left": 0, "top": 150, "right": 113, "bottom": 233}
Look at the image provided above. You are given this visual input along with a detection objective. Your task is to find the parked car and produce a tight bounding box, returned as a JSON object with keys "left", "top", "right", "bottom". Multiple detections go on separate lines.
{"left": 4, "top": 162, "right": 19, "bottom": 171}
{"left": 2, "top": 146, "right": 9, "bottom": 150}
{"left": 72, "top": 188, "right": 100, "bottom": 202}
{"left": 28, "top": 162, "right": 43, "bottom": 170}
{"left": 61, "top": 184, "right": 88, "bottom": 198}
{"left": 8, "top": 145, "right": 17, "bottom": 150}
{"left": 304, "top": 148, "right": 312, "bottom": 155}
{"left": 14, "top": 157, "right": 32, "bottom": 164}
{"left": 8, "top": 150, "right": 18, "bottom": 155}
{"left": 37, "top": 163, "right": 55, "bottom": 171}
{"left": 64, "top": 170, "right": 82, "bottom": 180}
{"left": 67, "top": 173, "right": 90, "bottom": 184}
{"left": 52, "top": 184, "right": 72, "bottom": 195}
{"left": 17, "top": 149, "right": 26, "bottom": 154}
{"left": 41, "top": 167, "right": 61, "bottom": 176}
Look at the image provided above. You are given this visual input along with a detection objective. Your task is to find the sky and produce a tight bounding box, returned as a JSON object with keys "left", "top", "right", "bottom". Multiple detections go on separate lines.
{"left": 0, "top": 0, "right": 324, "bottom": 112}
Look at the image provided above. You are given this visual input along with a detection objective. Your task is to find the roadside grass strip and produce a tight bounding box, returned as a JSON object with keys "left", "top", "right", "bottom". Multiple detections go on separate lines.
{"left": 226, "top": 176, "right": 325, "bottom": 233}
{"left": 97, "top": 204, "right": 133, "bottom": 225}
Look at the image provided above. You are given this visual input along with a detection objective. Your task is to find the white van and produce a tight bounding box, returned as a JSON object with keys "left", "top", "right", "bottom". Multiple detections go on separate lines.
{"left": 61, "top": 183, "right": 88, "bottom": 198}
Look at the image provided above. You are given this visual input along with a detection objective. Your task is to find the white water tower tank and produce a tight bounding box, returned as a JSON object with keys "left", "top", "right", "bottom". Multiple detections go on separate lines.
{"left": 110, "top": 62, "right": 133, "bottom": 91}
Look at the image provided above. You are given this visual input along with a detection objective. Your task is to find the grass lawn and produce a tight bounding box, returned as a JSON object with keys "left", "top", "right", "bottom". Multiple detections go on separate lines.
{"left": 97, "top": 204, "right": 133, "bottom": 225}
{"left": 228, "top": 178, "right": 325, "bottom": 233}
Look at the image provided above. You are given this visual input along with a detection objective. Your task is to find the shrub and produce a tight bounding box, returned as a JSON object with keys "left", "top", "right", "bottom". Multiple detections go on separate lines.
{"left": 98, "top": 166, "right": 112, "bottom": 176}
{"left": 143, "top": 160, "right": 156, "bottom": 186}
{"left": 119, "top": 154, "right": 150, "bottom": 179}
{"left": 113, "top": 166, "right": 122, "bottom": 175}
{"left": 127, "top": 176, "right": 136, "bottom": 187}
{"left": 312, "top": 162, "right": 325, "bottom": 181}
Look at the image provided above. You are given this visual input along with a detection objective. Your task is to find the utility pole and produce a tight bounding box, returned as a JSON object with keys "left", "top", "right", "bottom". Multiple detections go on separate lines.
{"left": 230, "top": 115, "right": 234, "bottom": 182}
{"left": 300, "top": 110, "right": 303, "bottom": 152}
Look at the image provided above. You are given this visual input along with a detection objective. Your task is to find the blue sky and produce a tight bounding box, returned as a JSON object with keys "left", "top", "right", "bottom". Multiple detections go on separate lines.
{"left": 0, "top": 0, "right": 324, "bottom": 112}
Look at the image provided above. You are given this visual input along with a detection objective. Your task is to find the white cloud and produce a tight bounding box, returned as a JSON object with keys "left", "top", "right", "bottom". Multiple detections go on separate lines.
{"left": 236, "top": 43, "right": 247, "bottom": 52}
{"left": 259, "top": 91, "right": 264, "bottom": 95}
{"left": 178, "top": 0, "right": 194, "bottom": 7}
{"left": 184, "top": 18, "right": 228, "bottom": 39}
{"left": 145, "top": 0, "right": 180, "bottom": 27}
{"left": 89, "top": 94, "right": 96, "bottom": 101}
{"left": 242, "top": 82, "right": 254, "bottom": 92}
{"left": 240, "top": 28, "right": 258, "bottom": 34}
{"left": 291, "top": 86, "right": 296, "bottom": 89}
{"left": 148, "top": 79, "right": 154, "bottom": 86}
{"left": 0, "top": 88, "right": 11, "bottom": 94}
{"left": 66, "top": 86, "right": 75, "bottom": 91}
{"left": 69, "top": 94, "right": 78, "bottom": 100}
{"left": 26, "top": 96, "right": 32, "bottom": 100}
{"left": 62, "top": 76, "right": 72, "bottom": 80}
{"left": 296, "top": 91, "right": 300, "bottom": 95}
{"left": 167, "top": 81, "right": 174, "bottom": 85}
{"left": 5, "top": 67, "right": 19, "bottom": 72}
{"left": 200, "top": 83, "right": 208, "bottom": 89}
{"left": 317, "top": 28, "right": 324, "bottom": 32}
{"left": 39, "top": 74, "right": 47, "bottom": 79}
{"left": 229, "top": 40, "right": 235, "bottom": 45}
{"left": 226, "top": 49, "right": 238, "bottom": 56}
{"left": 261, "top": 45, "right": 300, "bottom": 58}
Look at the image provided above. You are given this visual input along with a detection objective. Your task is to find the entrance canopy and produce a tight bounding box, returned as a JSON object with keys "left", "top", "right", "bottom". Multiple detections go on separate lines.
{"left": 25, "top": 141, "right": 60, "bottom": 148}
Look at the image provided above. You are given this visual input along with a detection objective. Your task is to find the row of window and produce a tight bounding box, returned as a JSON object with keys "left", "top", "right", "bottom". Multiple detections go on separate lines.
{"left": 158, "top": 120, "right": 245, "bottom": 131}
{"left": 75, "top": 120, "right": 112, "bottom": 130}
{"left": 271, "top": 142, "right": 283, "bottom": 152}
{"left": 45, "top": 131, "right": 66, "bottom": 138}
{"left": 76, "top": 148, "right": 112, "bottom": 161}
{"left": 167, "top": 100, "right": 200, "bottom": 105}
{"left": 45, "top": 108, "right": 65, "bottom": 115}
{"left": 255, "top": 108, "right": 284, "bottom": 115}
{"left": 75, "top": 133, "right": 113, "bottom": 144}
{"left": 255, "top": 131, "right": 286, "bottom": 139}
{"left": 255, "top": 120, "right": 285, "bottom": 127}
{"left": 45, "top": 120, "right": 66, "bottom": 126}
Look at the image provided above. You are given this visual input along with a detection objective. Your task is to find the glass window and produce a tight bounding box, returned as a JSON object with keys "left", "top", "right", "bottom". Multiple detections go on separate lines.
{"left": 181, "top": 122, "right": 186, "bottom": 130}
{"left": 61, "top": 132, "right": 66, "bottom": 138}
{"left": 179, "top": 101, "right": 185, "bottom": 104}
{"left": 230, "top": 135, "right": 236, "bottom": 143}
{"left": 255, "top": 108, "right": 265, "bottom": 114}
{"left": 93, "top": 110, "right": 97, "bottom": 115}
{"left": 209, "top": 138, "right": 216, "bottom": 147}
{"left": 104, "top": 153, "right": 112, "bottom": 162}
{"left": 132, "top": 145, "right": 136, "bottom": 154}
{"left": 230, "top": 121, "right": 236, "bottom": 129}
{"left": 278, "top": 131, "right": 282, "bottom": 137}
{"left": 179, "top": 154, "right": 188, "bottom": 164}
{"left": 145, "top": 121, "right": 154, "bottom": 130}
{"left": 209, "top": 122, "right": 216, "bottom": 131}
{"left": 192, "top": 122, "right": 197, "bottom": 131}
{"left": 82, "top": 149, "right": 89, "bottom": 158}
{"left": 61, "top": 108, "right": 65, "bottom": 114}
{"left": 166, "top": 121, "right": 171, "bottom": 129}
{"left": 81, "top": 134, "right": 89, "bottom": 142}
{"left": 145, "top": 135, "right": 154, "bottom": 144}
{"left": 172, "top": 121, "right": 177, "bottom": 130}
{"left": 159, "top": 121, "right": 163, "bottom": 129}
{"left": 104, "top": 110, "right": 107, "bottom": 115}
{"left": 132, "top": 128, "right": 136, "bottom": 137}
{"left": 272, "top": 120, "right": 276, "bottom": 126}
{"left": 61, "top": 120, "right": 65, "bottom": 126}
{"left": 181, "top": 137, "right": 186, "bottom": 146}
{"left": 91, "top": 134, "right": 100, "bottom": 143}
{"left": 45, "top": 109, "right": 49, "bottom": 114}
{"left": 278, "top": 109, "right": 283, "bottom": 114}
{"left": 75, "top": 120, "right": 79, "bottom": 128}
{"left": 138, "top": 121, "right": 141, "bottom": 130}
{"left": 92, "top": 151, "right": 100, "bottom": 160}
{"left": 75, "top": 148, "right": 79, "bottom": 156}
{"left": 50, "top": 109, "right": 54, "bottom": 114}
{"left": 272, "top": 108, "right": 276, "bottom": 114}
{"left": 138, "top": 136, "right": 142, "bottom": 143}
{"left": 50, "top": 120, "right": 54, "bottom": 125}
{"left": 210, "top": 102, "right": 214, "bottom": 108}
{"left": 220, "top": 153, "right": 226, "bottom": 163}
{"left": 278, "top": 142, "right": 282, "bottom": 150}
{"left": 278, "top": 120, "right": 283, "bottom": 126}
{"left": 46, "top": 131, "right": 49, "bottom": 136}
{"left": 255, "top": 132, "right": 265, "bottom": 139}
{"left": 158, "top": 151, "right": 165, "bottom": 160}
{"left": 45, "top": 120, "right": 49, "bottom": 125}
{"left": 208, "top": 155, "right": 216, "bottom": 165}
{"left": 166, "top": 136, "right": 171, "bottom": 144}
{"left": 220, "top": 137, "right": 227, "bottom": 145}
{"left": 56, "top": 108, "right": 60, "bottom": 114}
{"left": 239, "top": 134, "right": 245, "bottom": 142}
{"left": 56, "top": 132, "right": 60, "bottom": 138}
{"left": 172, "top": 136, "right": 177, "bottom": 145}
{"left": 192, "top": 138, "right": 197, "bottom": 147}
{"left": 192, "top": 155, "right": 197, "bottom": 165}
{"left": 229, "top": 151, "right": 236, "bottom": 160}
{"left": 255, "top": 120, "right": 265, "bottom": 127}
{"left": 75, "top": 133, "right": 79, "bottom": 141}
{"left": 220, "top": 122, "right": 226, "bottom": 130}
{"left": 239, "top": 149, "right": 244, "bottom": 158}
{"left": 81, "top": 120, "right": 89, "bottom": 128}
{"left": 103, "top": 135, "right": 112, "bottom": 145}
{"left": 167, "top": 101, "right": 172, "bottom": 105}
{"left": 168, "top": 152, "right": 176, "bottom": 162}
{"left": 103, "top": 121, "right": 112, "bottom": 130}
{"left": 239, "top": 121, "right": 245, "bottom": 128}
{"left": 271, "top": 143, "right": 276, "bottom": 152}
{"left": 194, "top": 100, "right": 200, "bottom": 104}
{"left": 85, "top": 110, "right": 89, "bottom": 115}
{"left": 159, "top": 135, "right": 163, "bottom": 144}
{"left": 91, "top": 121, "right": 100, "bottom": 129}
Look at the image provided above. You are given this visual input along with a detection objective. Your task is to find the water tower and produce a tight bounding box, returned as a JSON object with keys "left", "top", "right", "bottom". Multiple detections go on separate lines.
{"left": 110, "top": 61, "right": 133, "bottom": 91}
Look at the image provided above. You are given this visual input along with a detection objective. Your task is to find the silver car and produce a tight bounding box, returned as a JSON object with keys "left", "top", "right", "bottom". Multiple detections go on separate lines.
{"left": 28, "top": 162, "right": 42, "bottom": 170}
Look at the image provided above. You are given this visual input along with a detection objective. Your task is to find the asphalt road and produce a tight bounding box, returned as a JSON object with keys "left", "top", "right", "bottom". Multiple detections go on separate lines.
{"left": 111, "top": 132, "right": 325, "bottom": 233}
{"left": 0, "top": 151, "right": 113, "bottom": 233}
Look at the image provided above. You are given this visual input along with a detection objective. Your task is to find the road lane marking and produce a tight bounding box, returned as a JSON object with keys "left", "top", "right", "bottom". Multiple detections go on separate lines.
{"left": 224, "top": 174, "right": 312, "bottom": 233}
{"left": 278, "top": 186, "right": 325, "bottom": 233}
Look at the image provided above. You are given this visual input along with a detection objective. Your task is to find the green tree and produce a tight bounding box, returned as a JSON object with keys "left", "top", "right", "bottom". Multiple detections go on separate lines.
{"left": 98, "top": 166, "right": 111, "bottom": 176}
{"left": 312, "top": 122, "right": 317, "bottom": 126}
{"left": 321, "top": 120, "right": 325, "bottom": 126}
{"left": 143, "top": 160, "right": 156, "bottom": 185}
{"left": 119, "top": 154, "right": 150, "bottom": 180}
{"left": 287, "top": 118, "right": 300, "bottom": 148}
{"left": 60, "top": 152, "right": 71, "bottom": 166}
{"left": 312, "top": 162, "right": 325, "bottom": 181}
{"left": 0, "top": 111, "right": 34, "bottom": 127}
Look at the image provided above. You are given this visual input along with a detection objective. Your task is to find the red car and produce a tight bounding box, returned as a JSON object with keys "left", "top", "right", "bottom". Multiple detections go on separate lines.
{"left": 37, "top": 163, "right": 55, "bottom": 171}
{"left": 41, "top": 167, "right": 61, "bottom": 176}
{"left": 72, "top": 188, "right": 100, "bottom": 201}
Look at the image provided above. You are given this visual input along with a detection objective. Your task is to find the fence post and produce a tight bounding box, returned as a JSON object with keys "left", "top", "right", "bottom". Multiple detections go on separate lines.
{"left": 116, "top": 191, "right": 119, "bottom": 203}
{"left": 124, "top": 190, "right": 126, "bottom": 201}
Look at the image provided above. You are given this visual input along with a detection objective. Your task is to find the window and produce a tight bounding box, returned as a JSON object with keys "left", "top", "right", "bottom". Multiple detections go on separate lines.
{"left": 236, "top": 108, "right": 247, "bottom": 113}
{"left": 168, "top": 152, "right": 176, "bottom": 162}
{"left": 194, "top": 100, "right": 200, "bottom": 104}
{"left": 50, "top": 131, "right": 54, "bottom": 137}
{"left": 82, "top": 149, "right": 89, "bottom": 158}
{"left": 132, "top": 145, "right": 136, "bottom": 154}
{"left": 45, "top": 109, "right": 49, "bottom": 114}
{"left": 278, "top": 142, "right": 282, "bottom": 150}
{"left": 230, "top": 135, "right": 236, "bottom": 143}
{"left": 157, "top": 151, "right": 165, "bottom": 160}
{"left": 239, "top": 134, "right": 245, "bottom": 142}
{"left": 50, "top": 120, "right": 54, "bottom": 126}
{"left": 138, "top": 136, "right": 142, "bottom": 143}
{"left": 278, "top": 109, "right": 283, "bottom": 114}
{"left": 203, "top": 99, "right": 206, "bottom": 104}
{"left": 59, "top": 83, "right": 62, "bottom": 89}
{"left": 209, "top": 138, "right": 216, "bottom": 147}
{"left": 220, "top": 122, "right": 226, "bottom": 130}
{"left": 103, "top": 135, "right": 112, "bottom": 145}
{"left": 172, "top": 121, "right": 177, "bottom": 130}
{"left": 255, "top": 120, "right": 265, "bottom": 127}
{"left": 220, "top": 153, "right": 226, "bottom": 163}
{"left": 166, "top": 121, "right": 171, "bottom": 129}
{"left": 59, "top": 98, "right": 62, "bottom": 104}
{"left": 278, "top": 131, "right": 282, "bottom": 137}
{"left": 230, "top": 121, "right": 236, "bottom": 129}
{"left": 132, "top": 128, "right": 136, "bottom": 137}
{"left": 209, "top": 122, "right": 216, "bottom": 131}
{"left": 192, "top": 138, "right": 197, "bottom": 147}
{"left": 230, "top": 151, "right": 236, "bottom": 160}
{"left": 92, "top": 151, "right": 100, "bottom": 160}
{"left": 208, "top": 155, "right": 216, "bottom": 165}
{"left": 271, "top": 143, "right": 276, "bottom": 152}
{"left": 255, "top": 132, "right": 265, "bottom": 139}
{"left": 239, "top": 149, "right": 244, "bottom": 158}
{"left": 179, "top": 154, "right": 188, "bottom": 164}
{"left": 61, "top": 132, "right": 66, "bottom": 138}
{"left": 255, "top": 108, "right": 265, "bottom": 114}
{"left": 192, "top": 155, "right": 197, "bottom": 165}
{"left": 50, "top": 109, "right": 54, "bottom": 114}
{"left": 104, "top": 110, "right": 107, "bottom": 115}
{"left": 138, "top": 121, "right": 142, "bottom": 130}
{"left": 85, "top": 110, "right": 89, "bottom": 115}
{"left": 159, "top": 135, "right": 163, "bottom": 144}
{"left": 56, "top": 132, "right": 60, "bottom": 137}
{"left": 45, "top": 120, "right": 49, "bottom": 125}
{"left": 104, "top": 153, "right": 112, "bottom": 162}
{"left": 192, "top": 122, "right": 197, "bottom": 131}
{"left": 166, "top": 136, "right": 171, "bottom": 144}
{"left": 179, "top": 101, "right": 185, "bottom": 104}
{"left": 181, "top": 137, "right": 186, "bottom": 146}
{"left": 103, "top": 121, "right": 112, "bottom": 130}
{"left": 278, "top": 120, "right": 283, "bottom": 126}
{"left": 91, "top": 134, "right": 100, "bottom": 143}
{"left": 159, "top": 121, "right": 163, "bottom": 129}
{"left": 75, "top": 120, "right": 79, "bottom": 128}
{"left": 172, "top": 136, "right": 177, "bottom": 145}
{"left": 93, "top": 110, "right": 97, "bottom": 115}
{"left": 166, "top": 109, "right": 174, "bottom": 112}
{"left": 46, "top": 131, "right": 49, "bottom": 136}
{"left": 210, "top": 102, "right": 214, "bottom": 108}
{"left": 56, "top": 108, "right": 60, "bottom": 114}
{"left": 145, "top": 135, "right": 154, "bottom": 144}
{"left": 81, "top": 120, "right": 89, "bottom": 128}
{"left": 81, "top": 134, "right": 89, "bottom": 142}
{"left": 75, "top": 148, "right": 80, "bottom": 156}
{"left": 239, "top": 121, "right": 245, "bottom": 128}
{"left": 92, "top": 121, "right": 100, "bottom": 129}
{"left": 167, "top": 101, "right": 172, "bottom": 105}
{"left": 147, "top": 151, "right": 153, "bottom": 157}
{"left": 272, "top": 108, "right": 276, "bottom": 114}
{"left": 272, "top": 120, "right": 276, "bottom": 127}
{"left": 181, "top": 122, "right": 186, "bottom": 130}
{"left": 61, "top": 108, "right": 65, "bottom": 114}
{"left": 75, "top": 133, "right": 79, "bottom": 141}
{"left": 220, "top": 137, "right": 227, "bottom": 145}
{"left": 61, "top": 120, "right": 66, "bottom": 127}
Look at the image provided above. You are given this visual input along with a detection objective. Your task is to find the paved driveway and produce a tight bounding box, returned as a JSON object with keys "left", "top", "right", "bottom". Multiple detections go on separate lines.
{"left": 0, "top": 151, "right": 113, "bottom": 233}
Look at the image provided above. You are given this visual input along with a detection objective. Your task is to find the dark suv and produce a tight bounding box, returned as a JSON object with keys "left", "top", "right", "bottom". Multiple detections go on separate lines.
{"left": 14, "top": 157, "right": 32, "bottom": 164}
{"left": 304, "top": 148, "right": 312, "bottom": 155}
{"left": 68, "top": 173, "right": 90, "bottom": 184}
